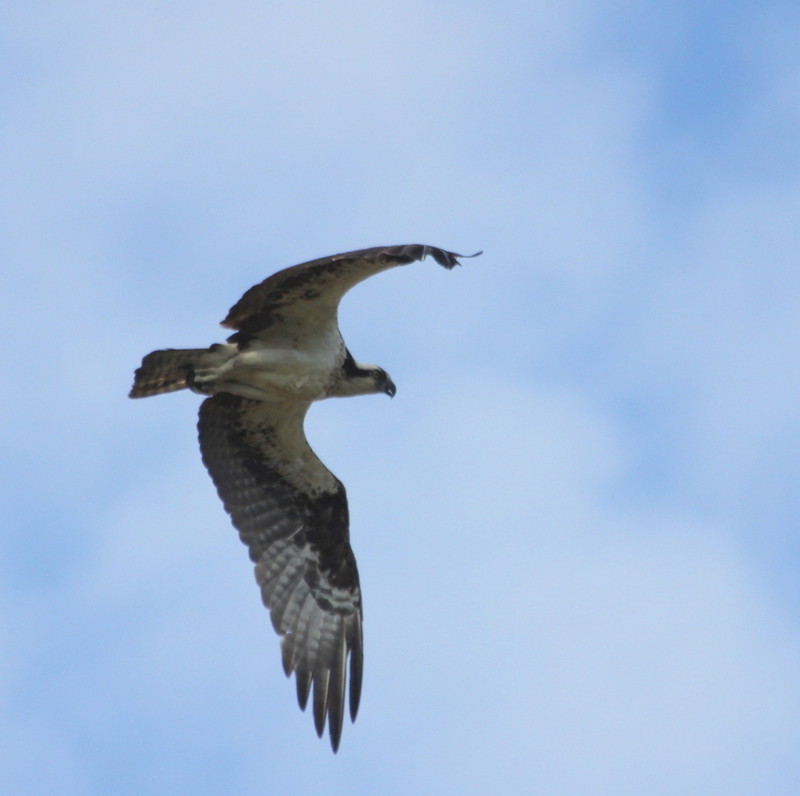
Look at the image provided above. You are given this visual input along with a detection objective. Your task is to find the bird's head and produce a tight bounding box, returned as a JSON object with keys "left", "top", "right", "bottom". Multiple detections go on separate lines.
{"left": 372, "top": 367, "right": 397, "bottom": 398}
{"left": 334, "top": 363, "right": 396, "bottom": 398}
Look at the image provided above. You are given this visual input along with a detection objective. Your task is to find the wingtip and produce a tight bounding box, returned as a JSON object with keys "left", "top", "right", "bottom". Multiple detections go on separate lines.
{"left": 425, "top": 246, "right": 482, "bottom": 269}
{"left": 456, "top": 249, "right": 483, "bottom": 261}
{"left": 312, "top": 674, "right": 330, "bottom": 739}
{"left": 295, "top": 669, "right": 312, "bottom": 711}
{"left": 348, "top": 638, "right": 364, "bottom": 722}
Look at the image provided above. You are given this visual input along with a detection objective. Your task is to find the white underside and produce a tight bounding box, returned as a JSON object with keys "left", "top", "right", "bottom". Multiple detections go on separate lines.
{"left": 193, "top": 327, "right": 344, "bottom": 402}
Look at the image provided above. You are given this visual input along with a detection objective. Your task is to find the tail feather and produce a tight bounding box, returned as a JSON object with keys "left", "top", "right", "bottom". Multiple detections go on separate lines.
{"left": 129, "top": 348, "right": 207, "bottom": 398}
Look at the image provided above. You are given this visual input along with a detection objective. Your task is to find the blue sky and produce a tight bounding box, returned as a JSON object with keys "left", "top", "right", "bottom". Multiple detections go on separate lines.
{"left": 2, "top": 1, "right": 799, "bottom": 793}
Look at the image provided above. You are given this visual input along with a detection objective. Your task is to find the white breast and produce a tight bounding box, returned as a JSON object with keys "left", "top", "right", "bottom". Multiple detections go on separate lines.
{"left": 212, "top": 324, "right": 345, "bottom": 402}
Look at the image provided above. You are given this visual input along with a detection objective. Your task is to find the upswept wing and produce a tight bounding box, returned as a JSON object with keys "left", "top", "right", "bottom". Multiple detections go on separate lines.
{"left": 197, "top": 393, "right": 363, "bottom": 752}
{"left": 221, "top": 243, "right": 479, "bottom": 337}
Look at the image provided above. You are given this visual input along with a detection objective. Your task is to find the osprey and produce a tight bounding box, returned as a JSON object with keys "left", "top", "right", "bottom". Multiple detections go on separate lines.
{"left": 129, "top": 244, "right": 479, "bottom": 751}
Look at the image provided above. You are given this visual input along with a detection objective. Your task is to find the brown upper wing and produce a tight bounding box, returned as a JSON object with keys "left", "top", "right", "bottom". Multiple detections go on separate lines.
{"left": 197, "top": 393, "right": 363, "bottom": 752}
{"left": 221, "top": 244, "right": 480, "bottom": 336}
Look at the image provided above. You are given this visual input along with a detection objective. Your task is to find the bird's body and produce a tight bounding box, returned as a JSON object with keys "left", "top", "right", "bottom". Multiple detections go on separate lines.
{"left": 191, "top": 331, "right": 344, "bottom": 402}
{"left": 129, "top": 244, "right": 478, "bottom": 751}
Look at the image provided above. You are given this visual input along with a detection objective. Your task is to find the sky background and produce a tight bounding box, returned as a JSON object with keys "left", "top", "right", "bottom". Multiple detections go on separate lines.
{"left": 2, "top": 1, "right": 800, "bottom": 794}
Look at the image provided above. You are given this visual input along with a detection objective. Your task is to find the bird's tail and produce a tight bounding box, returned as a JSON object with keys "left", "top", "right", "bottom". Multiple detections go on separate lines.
{"left": 129, "top": 348, "right": 207, "bottom": 398}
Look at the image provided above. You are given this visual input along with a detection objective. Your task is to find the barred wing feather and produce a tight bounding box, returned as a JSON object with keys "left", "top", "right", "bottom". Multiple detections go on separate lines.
{"left": 197, "top": 393, "right": 363, "bottom": 752}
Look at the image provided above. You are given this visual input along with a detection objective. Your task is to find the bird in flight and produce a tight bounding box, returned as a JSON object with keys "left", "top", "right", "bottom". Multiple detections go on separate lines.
{"left": 129, "top": 244, "right": 479, "bottom": 751}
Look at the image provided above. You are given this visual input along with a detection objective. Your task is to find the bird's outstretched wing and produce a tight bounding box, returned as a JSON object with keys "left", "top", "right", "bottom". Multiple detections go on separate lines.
{"left": 221, "top": 243, "right": 480, "bottom": 337}
{"left": 197, "top": 393, "right": 363, "bottom": 752}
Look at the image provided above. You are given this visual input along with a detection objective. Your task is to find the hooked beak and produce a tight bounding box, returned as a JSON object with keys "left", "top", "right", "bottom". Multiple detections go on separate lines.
{"left": 383, "top": 378, "right": 397, "bottom": 399}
